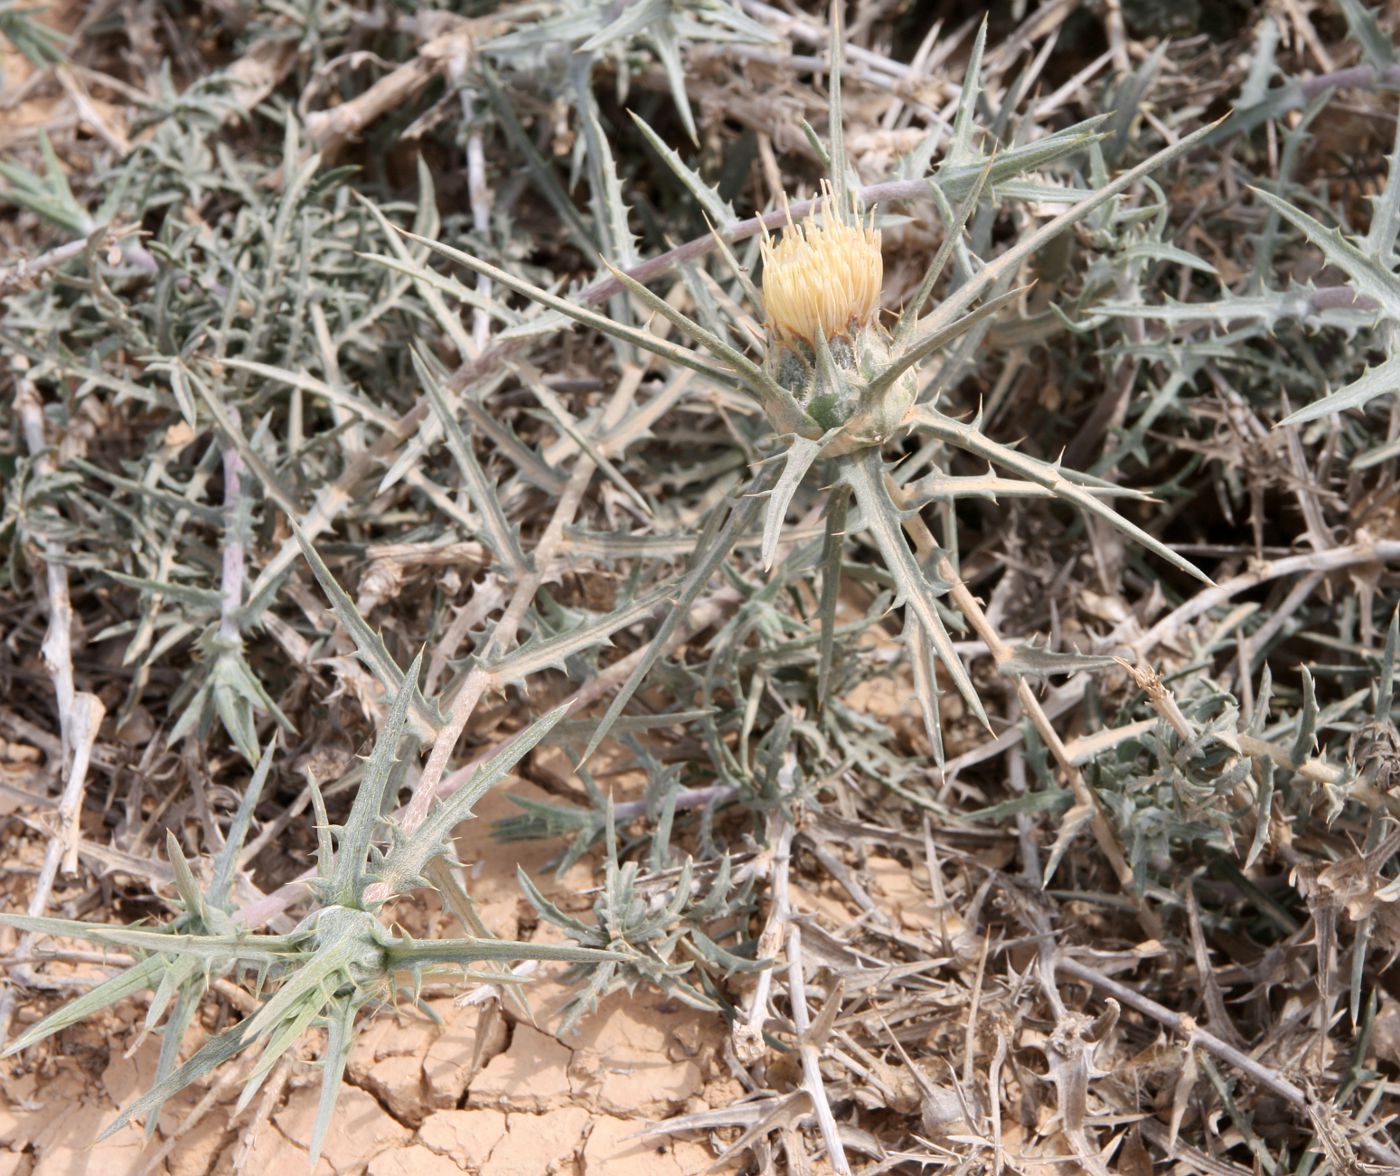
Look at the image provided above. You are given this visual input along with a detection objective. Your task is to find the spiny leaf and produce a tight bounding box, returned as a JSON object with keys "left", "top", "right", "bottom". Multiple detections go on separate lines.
{"left": 100, "top": 1020, "right": 254, "bottom": 1142}
{"left": 1337, "top": 0, "right": 1396, "bottom": 70}
{"left": 629, "top": 110, "right": 733, "bottom": 223}
{"left": 896, "top": 156, "right": 993, "bottom": 346}
{"left": 874, "top": 286, "right": 1030, "bottom": 403}
{"left": 378, "top": 704, "right": 570, "bottom": 895}
{"left": 1251, "top": 187, "right": 1400, "bottom": 319}
{"left": 599, "top": 258, "right": 810, "bottom": 435}
{"left": 761, "top": 433, "right": 832, "bottom": 571}
{"left": 0, "top": 915, "right": 297, "bottom": 963}
{"left": 1379, "top": 606, "right": 1399, "bottom": 718}
{"left": 208, "top": 732, "right": 278, "bottom": 904}
{"left": 580, "top": 466, "right": 773, "bottom": 764}
{"left": 816, "top": 485, "right": 850, "bottom": 707}
{"left": 914, "top": 117, "right": 1225, "bottom": 346}
{"left": 911, "top": 406, "right": 1210, "bottom": 584}
{"left": 386, "top": 935, "right": 627, "bottom": 969}
{"left": 1291, "top": 666, "right": 1320, "bottom": 767}
{"left": 947, "top": 17, "right": 988, "bottom": 168}
{"left": 416, "top": 345, "right": 529, "bottom": 575}
{"left": 2, "top": 955, "right": 168, "bottom": 1058}
{"left": 1279, "top": 351, "right": 1400, "bottom": 427}
{"left": 310, "top": 997, "right": 357, "bottom": 1166}
{"left": 292, "top": 526, "right": 442, "bottom": 733}
{"left": 843, "top": 448, "right": 988, "bottom": 738}
{"left": 379, "top": 224, "right": 739, "bottom": 388}
{"left": 330, "top": 651, "right": 424, "bottom": 905}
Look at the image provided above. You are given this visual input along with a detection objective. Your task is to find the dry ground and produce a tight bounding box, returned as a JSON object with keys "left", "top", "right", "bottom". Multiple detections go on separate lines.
{"left": 3, "top": 0, "right": 1400, "bottom": 1174}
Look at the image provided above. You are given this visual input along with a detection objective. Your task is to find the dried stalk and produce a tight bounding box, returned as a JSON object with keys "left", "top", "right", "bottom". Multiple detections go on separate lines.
{"left": 2, "top": 386, "right": 107, "bottom": 1045}
{"left": 1057, "top": 955, "right": 1400, "bottom": 1170}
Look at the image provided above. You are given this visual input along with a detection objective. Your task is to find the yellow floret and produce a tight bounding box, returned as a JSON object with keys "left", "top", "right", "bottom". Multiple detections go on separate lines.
{"left": 760, "top": 193, "right": 882, "bottom": 345}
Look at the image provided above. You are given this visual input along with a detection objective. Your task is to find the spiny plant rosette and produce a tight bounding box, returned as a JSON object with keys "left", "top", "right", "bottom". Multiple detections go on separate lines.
{"left": 0, "top": 660, "right": 621, "bottom": 1166}
{"left": 7, "top": 5, "right": 1400, "bottom": 1172}
{"left": 0, "top": 15, "right": 1217, "bottom": 1162}
{"left": 399, "top": 17, "right": 1215, "bottom": 768}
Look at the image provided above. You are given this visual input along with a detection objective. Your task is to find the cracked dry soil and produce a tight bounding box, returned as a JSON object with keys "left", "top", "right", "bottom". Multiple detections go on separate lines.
{"left": 0, "top": 778, "right": 751, "bottom": 1175}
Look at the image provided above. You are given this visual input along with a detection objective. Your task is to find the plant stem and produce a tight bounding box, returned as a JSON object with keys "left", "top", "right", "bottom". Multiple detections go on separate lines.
{"left": 1057, "top": 956, "right": 1400, "bottom": 1170}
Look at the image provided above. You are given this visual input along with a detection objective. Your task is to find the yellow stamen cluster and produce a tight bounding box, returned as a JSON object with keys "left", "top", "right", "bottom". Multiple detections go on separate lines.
{"left": 760, "top": 194, "right": 882, "bottom": 346}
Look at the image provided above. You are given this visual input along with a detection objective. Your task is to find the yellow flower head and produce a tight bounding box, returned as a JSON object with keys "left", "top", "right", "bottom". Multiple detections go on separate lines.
{"left": 760, "top": 188, "right": 882, "bottom": 346}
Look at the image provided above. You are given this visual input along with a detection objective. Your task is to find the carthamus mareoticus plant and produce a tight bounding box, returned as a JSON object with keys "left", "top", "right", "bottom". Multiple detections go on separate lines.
{"left": 0, "top": 17, "right": 1234, "bottom": 1169}
{"left": 399, "top": 51, "right": 1214, "bottom": 765}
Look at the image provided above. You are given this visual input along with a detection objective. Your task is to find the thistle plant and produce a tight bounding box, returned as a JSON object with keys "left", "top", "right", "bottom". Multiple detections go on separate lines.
{"left": 0, "top": 659, "right": 620, "bottom": 1165}
{"left": 397, "top": 19, "right": 1215, "bottom": 767}
{"left": 11, "top": 4, "right": 1399, "bottom": 1171}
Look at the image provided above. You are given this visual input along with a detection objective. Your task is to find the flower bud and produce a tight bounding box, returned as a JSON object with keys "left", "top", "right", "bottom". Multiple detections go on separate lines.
{"left": 760, "top": 197, "right": 882, "bottom": 347}
{"left": 760, "top": 189, "right": 915, "bottom": 454}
